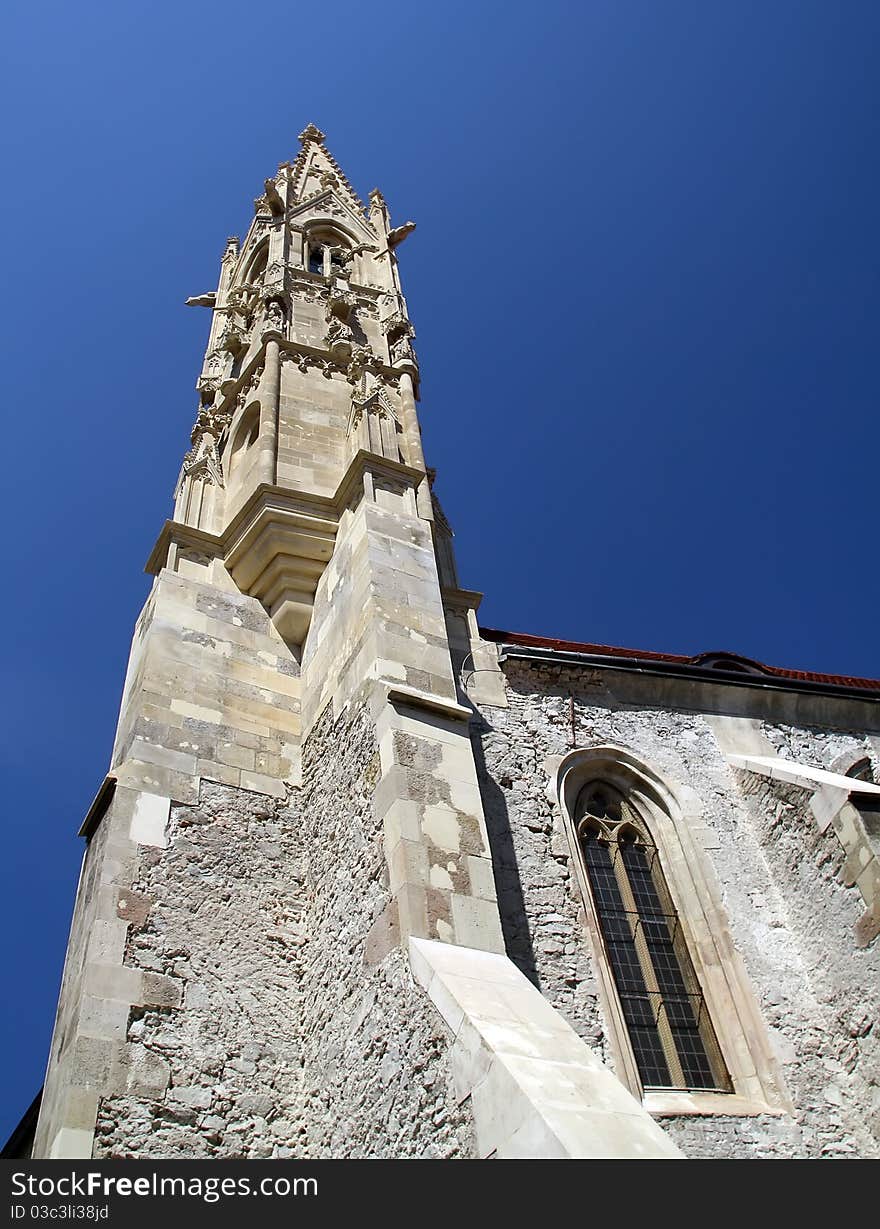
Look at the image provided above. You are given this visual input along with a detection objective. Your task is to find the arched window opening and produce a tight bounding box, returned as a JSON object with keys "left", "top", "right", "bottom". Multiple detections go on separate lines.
{"left": 575, "top": 782, "right": 730, "bottom": 1092}
{"left": 244, "top": 244, "right": 268, "bottom": 288}
{"left": 306, "top": 230, "right": 351, "bottom": 278}
{"left": 228, "top": 404, "right": 260, "bottom": 477}
{"left": 846, "top": 757, "right": 875, "bottom": 785}
{"left": 308, "top": 243, "right": 325, "bottom": 275}
{"left": 845, "top": 759, "right": 880, "bottom": 854}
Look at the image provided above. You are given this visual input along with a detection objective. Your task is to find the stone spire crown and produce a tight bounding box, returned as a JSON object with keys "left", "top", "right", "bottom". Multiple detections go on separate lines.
{"left": 169, "top": 126, "right": 423, "bottom": 651}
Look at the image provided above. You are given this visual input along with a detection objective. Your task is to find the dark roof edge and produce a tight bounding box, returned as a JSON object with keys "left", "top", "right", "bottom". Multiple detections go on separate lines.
{"left": 480, "top": 627, "right": 880, "bottom": 702}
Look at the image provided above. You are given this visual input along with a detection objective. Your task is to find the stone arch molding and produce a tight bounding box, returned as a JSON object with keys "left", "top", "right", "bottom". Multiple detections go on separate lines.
{"left": 240, "top": 239, "right": 269, "bottom": 286}
{"left": 303, "top": 217, "right": 361, "bottom": 245}
{"left": 554, "top": 744, "right": 791, "bottom": 1118}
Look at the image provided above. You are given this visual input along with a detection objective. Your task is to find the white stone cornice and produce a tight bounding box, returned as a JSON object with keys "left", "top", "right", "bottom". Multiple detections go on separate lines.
{"left": 145, "top": 521, "right": 224, "bottom": 576}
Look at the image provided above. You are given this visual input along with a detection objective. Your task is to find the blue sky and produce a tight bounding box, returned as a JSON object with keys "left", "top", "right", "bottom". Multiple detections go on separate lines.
{"left": 1, "top": 0, "right": 878, "bottom": 1140}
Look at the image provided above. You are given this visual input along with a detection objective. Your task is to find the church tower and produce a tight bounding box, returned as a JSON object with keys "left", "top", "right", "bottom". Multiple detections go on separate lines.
{"left": 33, "top": 128, "right": 680, "bottom": 1160}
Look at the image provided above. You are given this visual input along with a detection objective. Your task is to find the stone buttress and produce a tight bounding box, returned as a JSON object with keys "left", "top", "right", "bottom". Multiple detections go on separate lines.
{"left": 34, "top": 127, "right": 678, "bottom": 1159}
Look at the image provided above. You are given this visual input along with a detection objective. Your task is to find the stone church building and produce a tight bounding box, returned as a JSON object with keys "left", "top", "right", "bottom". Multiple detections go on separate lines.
{"left": 20, "top": 127, "right": 880, "bottom": 1159}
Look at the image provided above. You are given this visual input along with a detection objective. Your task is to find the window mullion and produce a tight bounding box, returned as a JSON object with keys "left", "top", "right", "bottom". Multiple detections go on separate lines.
{"left": 611, "top": 841, "right": 687, "bottom": 1090}
{"left": 644, "top": 844, "right": 730, "bottom": 1092}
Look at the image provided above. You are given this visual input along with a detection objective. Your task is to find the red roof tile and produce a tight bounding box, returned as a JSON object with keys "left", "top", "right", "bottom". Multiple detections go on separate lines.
{"left": 479, "top": 627, "right": 880, "bottom": 694}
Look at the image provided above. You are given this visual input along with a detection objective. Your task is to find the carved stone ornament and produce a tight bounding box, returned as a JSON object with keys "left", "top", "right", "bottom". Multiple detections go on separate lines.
{"left": 264, "top": 262, "right": 287, "bottom": 294}
{"left": 348, "top": 380, "right": 398, "bottom": 432}
{"left": 326, "top": 286, "right": 356, "bottom": 322}
{"left": 262, "top": 298, "right": 286, "bottom": 337}
{"left": 389, "top": 332, "right": 415, "bottom": 365}
{"left": 325, "top": 316, "right": 354, "bottom": 360}
{"left": 183, "top": 431, "right": 224, "bottom": 488}
{"left": 382, "top": 311, "right": 413, "bottom": 339}
{"left": 263, "top": 178, "right": 285, "bottom": 217}
{"left": 289, "top": 273, "right": 323, "bottom": 304}
{"left": 329, "top": 245, "right": 354, "bottom": 275}
{"left": 219, "top": 325, "right": 246, "bottom": 356}
{"left": 196, "top": 375, "right": 220, "bottom": 407}
{"left": 281, "top": 349, "right": 336, "bottom": 379}
{"left": 298, "top": 123, "right": 326, "bottom": 144}
{"left": 228, "top": 283, "right": 259, "bottom": 318}
{"left": 190, "top": 403, "right": 232, "bottom": 446}
{"left": 346, "top": 345, "right": 372, "bottom": 386}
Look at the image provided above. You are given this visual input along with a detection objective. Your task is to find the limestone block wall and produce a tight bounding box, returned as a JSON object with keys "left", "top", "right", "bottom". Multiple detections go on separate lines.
{"left": 471, "top": 657, "right": 880, "bottom": 1158}
{"left": 302, "top": 478, "right": 458, "bottom": 736}
{"left": 33, "top": 801, "right": 117, "bottom": 1159}
{"left": 35, "top": 561, "right": 306, "bottom": 1157}
{"left": 301, "top": 476, "right": 504, "bottom": 954}
{"left": 112, "top": 566, "right": 301, "bottom": 803}
{"left": 276, "top": 359, "right": 348, "bottom": 495}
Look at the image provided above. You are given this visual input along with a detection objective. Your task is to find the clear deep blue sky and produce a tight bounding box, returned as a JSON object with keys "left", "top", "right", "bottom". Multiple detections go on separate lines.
{"left": 1, "top": 1, "right": 878, "bottom": 1139}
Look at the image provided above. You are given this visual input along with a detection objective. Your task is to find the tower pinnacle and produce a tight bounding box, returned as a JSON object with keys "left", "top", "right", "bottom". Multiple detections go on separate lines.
{"left": 298, "top": 122, "right": 325, "bottom": 144}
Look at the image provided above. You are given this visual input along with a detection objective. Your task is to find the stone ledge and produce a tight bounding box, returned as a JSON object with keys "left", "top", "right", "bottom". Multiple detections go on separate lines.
{"left": 440, "top": 585, "right": 483, "bottom": 614}
{"left": 386, "top": 685, "right": 472, "bottom": 723}
{"left": 728, "top": 754, "right": 880, "bottom": 796}
{"left": 644, "top": 1091, "right": 785, "bottom": 1118}
{"left": 408, "top": 936, "right": 683, "bottom": 1160}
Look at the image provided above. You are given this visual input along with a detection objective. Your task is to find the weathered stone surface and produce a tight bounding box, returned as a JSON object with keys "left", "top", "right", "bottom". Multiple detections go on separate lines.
{"left": 93, "top": 781, "right": 305, "bottom": 1158}
{"left": 294, "top": 701, "right": 475, "bottom": 1158}
{"left": 89, "top": 702, "right": 475, "bottom": 1159}
{"left": 471, "top": 658, "right": 880, "bottom": 1158}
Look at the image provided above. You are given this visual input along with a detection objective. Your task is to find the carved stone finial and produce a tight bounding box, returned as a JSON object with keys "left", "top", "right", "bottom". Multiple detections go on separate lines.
{"left": 369, "top": 188, "right": 386, "bottom": 207}
{"left": 298, "top": 123, "right": 326, "bottom": 145}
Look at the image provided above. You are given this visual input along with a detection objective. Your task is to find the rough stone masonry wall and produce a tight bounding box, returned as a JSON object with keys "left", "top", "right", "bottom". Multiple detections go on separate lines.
{"left": 730, "top": 770, "right": 880, "bottom": 1155}
{"left": 472, "top": 660, "right": 879, "bottom": 1158}
{"left": 87, "top": 698, "right": 474, "bottom": 1159}
{"left": 93, "top": 782, "right": 306, "bottom": 1158}
{"left": 295, "top": 699, "right": 475, "bottom": 1158}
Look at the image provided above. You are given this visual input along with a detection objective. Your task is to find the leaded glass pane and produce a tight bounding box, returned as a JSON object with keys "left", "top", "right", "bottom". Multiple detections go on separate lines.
{"left": 576, "top": 784, "right": 729, "bottom": 1093}
{"left": 581, "top": 831, "right": 671, "bottom": 1088}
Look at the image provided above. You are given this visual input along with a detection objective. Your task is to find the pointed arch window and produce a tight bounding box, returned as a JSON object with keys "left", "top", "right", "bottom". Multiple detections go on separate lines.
{"left": 305, "top": 231, "right": 351, "bottom": 279}
{"left": 227, "top": 402, "right": 260, "bottom": 478}
{"left": 575, "top": 782, "right": 730, "bottom": 1092}
{"left": 308, "top": 244, "right": 325, "bottom": 275}
{"left": 845, "top": 759, "right": 880, "bottom": 862}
